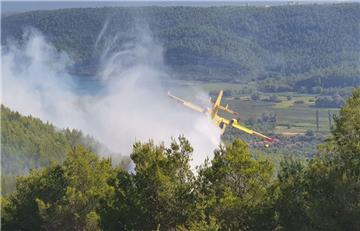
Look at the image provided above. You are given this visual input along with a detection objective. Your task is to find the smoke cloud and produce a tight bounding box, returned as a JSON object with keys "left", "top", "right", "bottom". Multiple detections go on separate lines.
{"left": 1, "top": 26, "right": 222, "bottom": 169}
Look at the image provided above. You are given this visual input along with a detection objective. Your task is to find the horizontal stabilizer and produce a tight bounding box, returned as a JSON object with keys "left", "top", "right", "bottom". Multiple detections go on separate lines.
{"left": 218, "top": 104, "right": 238, "bottom": 115}
{"left": 210, "top": 99, "right": 238, "bottom": 115}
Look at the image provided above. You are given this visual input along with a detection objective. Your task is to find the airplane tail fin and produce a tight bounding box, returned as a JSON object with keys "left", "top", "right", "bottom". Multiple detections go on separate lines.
{"left": 211, "top": 90, "right": 223, "bottom": 118}
{"left": 210, "top": 90, "right": 238, "bottom": 117}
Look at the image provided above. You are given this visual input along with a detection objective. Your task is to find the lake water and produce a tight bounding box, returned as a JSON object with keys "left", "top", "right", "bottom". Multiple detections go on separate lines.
{"left": 71, "top": 75, "right": 104, "bottom": 95}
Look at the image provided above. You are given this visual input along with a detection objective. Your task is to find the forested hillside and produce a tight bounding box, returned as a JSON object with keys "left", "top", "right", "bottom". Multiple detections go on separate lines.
{"left": 2, "top": 3, "right": 359, "bottom": 87}
{"left": 2, "top": 88, "right": 360, "bottom": 231}
{"left": 1, "top": 105, "right": 105, "bottom": 194}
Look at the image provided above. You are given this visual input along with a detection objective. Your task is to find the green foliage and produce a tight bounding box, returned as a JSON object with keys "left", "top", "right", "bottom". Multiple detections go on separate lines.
{"left": 2, "top": 165, "right": 66, "bottom": 230}
{"left": 315, "top": 95, "right": 344, "bottom": 108}
{"left": 274, "top": 88, "right": 360, "bottom": 230}
{"left": 330, "top": 88, "right": 360, "bottom": 155}
{"left": 39, "top": 146, "right": 113, "bottom": 230}
{"left": 99, "top": 137, "right": 198, "bottom": 230}
{"left": 1, "top": 105, "right": 105, "bottom": 195}
{"left": 258, "top": 68, "right": 360, "bottom": 94}
{"left": 308, "top": 88, "right": 360, "bottom": 230}
{"left": 197, "top": 140, "right": 274, "bottom": 230}
{"left": 273, "top": 159, "right": 311, "bottom": 230}
{"left": 2, "top": 4, "right": 360, "bottom": 82}
{"left": 130, "top": 137, "right": 197, "bottom": 229}
{"left": 2, "top": 145, "right": 113, "bottom": 231}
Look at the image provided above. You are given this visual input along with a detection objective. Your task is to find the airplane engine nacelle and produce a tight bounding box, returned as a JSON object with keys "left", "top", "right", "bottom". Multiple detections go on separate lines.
{"left": 219, "top": 122, "right": 225, "bottom": 129}
{"left": 230, "top": 119, "right": 239, "bottom": 125}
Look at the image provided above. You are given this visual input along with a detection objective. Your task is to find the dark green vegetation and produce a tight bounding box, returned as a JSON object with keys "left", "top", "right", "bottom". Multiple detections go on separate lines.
{"left": 2, "top": 4, "right": 360, "bottom": 89}
{"left": 2, "top": 89, "right": 360, "bottom": 230}
{"left": 1, "top": 105, "right": 105, "bottom": 195}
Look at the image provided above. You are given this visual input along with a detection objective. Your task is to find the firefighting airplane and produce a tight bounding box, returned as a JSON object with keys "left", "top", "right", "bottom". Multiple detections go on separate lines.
{"left": 168, "top": 90, "right": 275, "bottom": 145}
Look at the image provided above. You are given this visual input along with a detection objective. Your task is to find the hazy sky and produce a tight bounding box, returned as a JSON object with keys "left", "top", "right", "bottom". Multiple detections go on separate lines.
{"left": 2, "top": 1, "right": 353, "bottom": 14}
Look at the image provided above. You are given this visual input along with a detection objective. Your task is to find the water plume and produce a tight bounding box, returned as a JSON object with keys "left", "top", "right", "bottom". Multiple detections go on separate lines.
{"left": 1, "top": 25, "right": 222, "bottom": 169}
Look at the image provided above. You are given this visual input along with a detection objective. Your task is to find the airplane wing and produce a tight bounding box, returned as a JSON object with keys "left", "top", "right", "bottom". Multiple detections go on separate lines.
{"left": 223, "top": 118, "right": 274, "bottom": 142}
{"left": 168, "top": 91, "right": 207, "bottom": 114}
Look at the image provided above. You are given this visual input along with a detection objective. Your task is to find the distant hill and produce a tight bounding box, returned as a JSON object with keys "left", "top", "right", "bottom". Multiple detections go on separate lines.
{"left": 2, "top": 4, "right": 360, "bottom": 84}
{"left": 1, "top": 105, "right": 105, "bottom": 194}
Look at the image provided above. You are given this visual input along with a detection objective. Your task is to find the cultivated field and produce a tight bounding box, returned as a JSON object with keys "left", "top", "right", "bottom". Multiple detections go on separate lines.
{"left": 183, "top": 81, "right": 340, "bottom": 135}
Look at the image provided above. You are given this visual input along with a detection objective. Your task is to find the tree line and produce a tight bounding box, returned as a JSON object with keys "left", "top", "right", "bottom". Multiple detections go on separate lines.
{"left": 1, "top": 105, "right": 106, "bottom": 195}
{"left": 2, "top": 88, "right": 360, "bottom": 230}
{"left": 2, "top": 3, "right": 359, "bottom": 83}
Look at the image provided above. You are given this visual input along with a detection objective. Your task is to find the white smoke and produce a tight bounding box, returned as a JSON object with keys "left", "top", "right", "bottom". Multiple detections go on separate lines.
{"left": 1, "top": 27, "right": 222, "bottom": 169}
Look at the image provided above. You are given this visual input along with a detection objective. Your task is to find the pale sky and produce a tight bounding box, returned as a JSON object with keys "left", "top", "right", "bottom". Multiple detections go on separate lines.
{"left": 2, "top": 0, "right": 356, "bottom": 14}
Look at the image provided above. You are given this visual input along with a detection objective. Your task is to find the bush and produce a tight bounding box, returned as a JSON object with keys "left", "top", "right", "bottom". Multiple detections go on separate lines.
{"left": 305, "top": 129, "right": 315, "bottom": 137}
{"left": 269, "top": 95, "right": 282, "bottom": 103}
{"left": 294, "top": 100, "right": 305, "bottom": 104}
{"left": 251, "top": 93, "right": 260, "bottom": 101}
{"left": 315, "top": 95, "right": 344, "bottom": 108}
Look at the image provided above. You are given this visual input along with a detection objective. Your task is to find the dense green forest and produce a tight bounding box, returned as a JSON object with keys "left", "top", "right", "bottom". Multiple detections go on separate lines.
{"left": 1, "top": 105, "right": 105, "bottom": 195}
{"left": 2, "top": 3, "right": 360, "bottom": 88}
{"left": 2, "top": 88, "right": 359, "bottom": 230}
